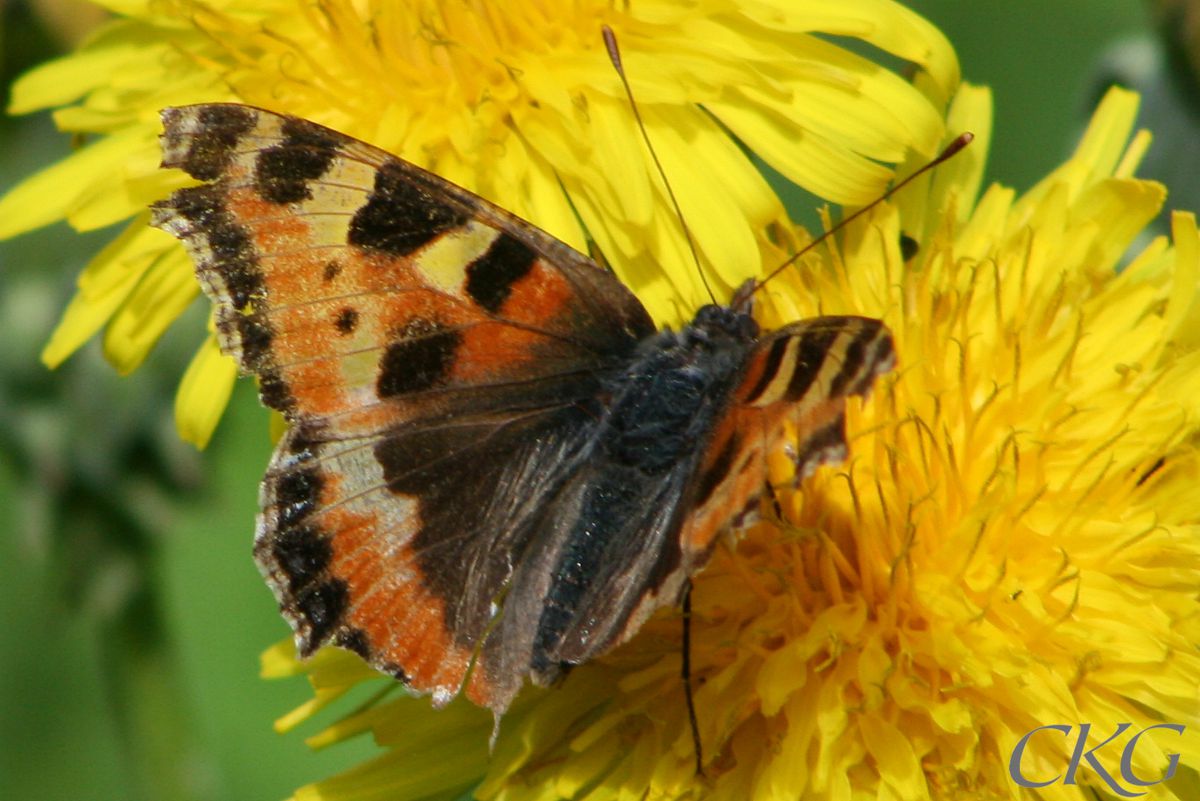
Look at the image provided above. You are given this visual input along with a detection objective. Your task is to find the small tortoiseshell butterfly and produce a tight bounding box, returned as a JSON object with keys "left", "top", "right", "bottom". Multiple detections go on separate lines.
{"left": 152, "top": 103, "right": 895, "bottom": 720}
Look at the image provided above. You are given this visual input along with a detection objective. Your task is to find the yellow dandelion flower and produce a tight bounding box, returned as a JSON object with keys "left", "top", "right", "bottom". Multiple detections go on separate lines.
{"left": 264, "top": 85, "right": 1200, "bottom": 801}
{"left": 1, "top": 0, "right": 956, "bottom": 448}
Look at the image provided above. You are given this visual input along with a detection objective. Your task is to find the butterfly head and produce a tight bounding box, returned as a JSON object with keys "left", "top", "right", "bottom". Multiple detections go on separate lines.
{"left": 689, "top": 301, "right": 759, "bottom": 346}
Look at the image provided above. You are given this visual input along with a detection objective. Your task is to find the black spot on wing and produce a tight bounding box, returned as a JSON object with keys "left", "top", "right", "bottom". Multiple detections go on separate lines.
{"left": 465, "top": 234, "right": 537, "bottom": 312}
{"left": 694, "top": 433, "right": 741, "bottom": 506}
{"left": 258, "top": 372, "right": 295, "bottom": 414}
{"left": 335, "top": 307, "right": 359, "bottom": 334}
{"left": 744, "top": 336, "right": 790, "bottom": 403}
{"left": 784, "top": 327, "right": 840, "bottom": 402}
{"left": 348, "top": 160, "right": 469, "bottom": 256}
{"left": 849, "top": 326, "right": 895, "bottom": 395}
{"left": 829, "top": 325, "right": 873, "bottom": 397}
{"left": 377, "top": 318, "right": 461, "bottom": 397}
{"left": 165, "top": 105, "right": 255, "bottom": 180}
{"left": 234, "top": 314, "right": 274, "bottom": 373}
{"left": 731, "top": 494, "right": 761, "bottom": 529}
{"left": 322, "top": 261, "right": 342, "bottom": 282}
{"left": 255, "top": 117, "right": 344, "bottom": 204}
{"left": 274, "top": 467, "right": 323, "bottom": 529}
{"left": 295, "top": 579, "right": 349, "bottom": 655}
{"left": 793, "top": 414, "right": 848, "bottom": 479}
{"left": 270, "top": 524, "right": 332, "bottom": 594}
{"left": 900, "top": 233, "right": 920, "bottom": 261}
{"left": 286, "top": 420, "right": 328, "bottom": 457}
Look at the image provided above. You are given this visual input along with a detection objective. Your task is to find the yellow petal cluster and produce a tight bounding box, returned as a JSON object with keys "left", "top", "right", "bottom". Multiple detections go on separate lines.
{"left": 266, "top": 86, "right": 1200, "bottom": 801}
{"left": 1, "top": 0, "right": 956, "bottom": 447}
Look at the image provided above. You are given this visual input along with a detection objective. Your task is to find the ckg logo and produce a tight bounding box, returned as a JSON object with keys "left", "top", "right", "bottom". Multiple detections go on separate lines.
{"left": 1009, "top": 723, "right": 1185, "bottom": 797}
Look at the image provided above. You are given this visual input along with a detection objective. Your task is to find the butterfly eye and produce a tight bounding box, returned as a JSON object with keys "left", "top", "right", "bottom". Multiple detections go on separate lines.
{"left": 737, "top": 314, "right": 760, "bottom": 340}
{"left": 691, "top": 304, "right": 758, "bottom": 341}
{"left": 693, "top": 304, "right": 724, "bottom": 327}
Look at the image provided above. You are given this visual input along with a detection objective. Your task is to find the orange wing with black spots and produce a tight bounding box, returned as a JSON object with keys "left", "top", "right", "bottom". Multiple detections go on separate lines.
{"left": 152, "top": 103, "right": 895, "bottom": 724}
{"left": 154, "top": 105, "right": 652, "bottom": 427}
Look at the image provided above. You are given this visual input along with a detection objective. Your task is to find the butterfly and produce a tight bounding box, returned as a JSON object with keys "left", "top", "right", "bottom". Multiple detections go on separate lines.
{"left": 151, "top": 103, "right": 895, "bottom": 721}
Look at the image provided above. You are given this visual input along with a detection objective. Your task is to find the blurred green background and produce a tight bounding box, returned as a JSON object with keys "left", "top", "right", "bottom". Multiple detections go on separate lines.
{"left": 0, "top": 1, "right": 1186, "bottom": 800}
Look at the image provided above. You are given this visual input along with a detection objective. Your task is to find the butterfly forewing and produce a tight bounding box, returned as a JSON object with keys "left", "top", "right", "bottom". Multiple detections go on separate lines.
{"left": 153, "top": 104, "right": 655, "bottom": 426}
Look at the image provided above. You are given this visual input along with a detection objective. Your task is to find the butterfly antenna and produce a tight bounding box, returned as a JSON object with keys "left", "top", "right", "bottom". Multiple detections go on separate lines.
{"left": 602, "top": 26, "right": 717, "bottom": 304}
{"left": 752, "top": 132, "right": 974, "bottom": 298}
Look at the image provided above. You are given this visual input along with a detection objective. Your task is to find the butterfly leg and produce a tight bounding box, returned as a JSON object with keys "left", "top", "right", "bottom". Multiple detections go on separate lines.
{"left": 681, "top": 578, "right": 705, "bottom": 776}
